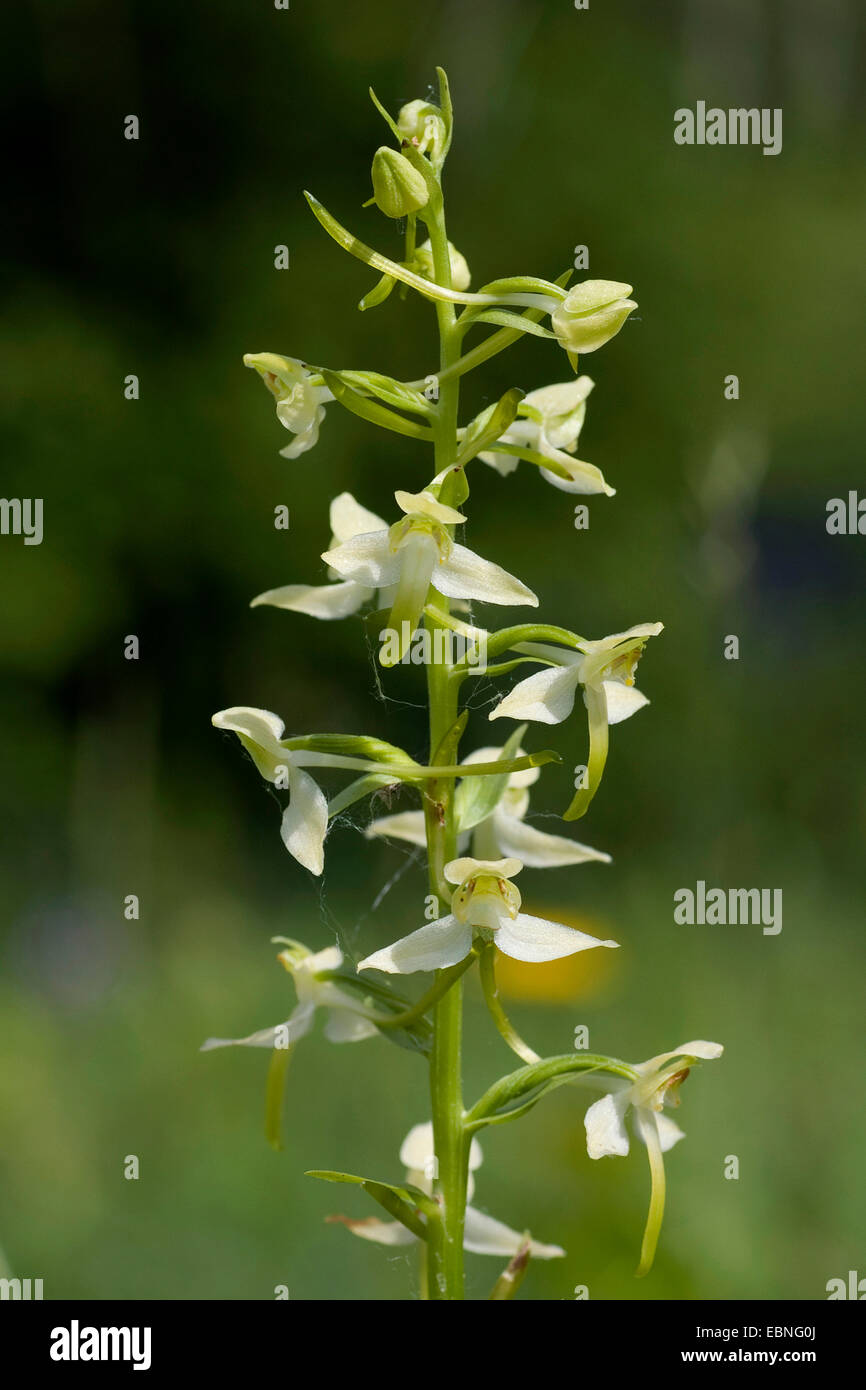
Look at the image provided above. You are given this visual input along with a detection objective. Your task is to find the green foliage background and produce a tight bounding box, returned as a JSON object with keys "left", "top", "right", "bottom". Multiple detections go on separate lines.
{"left": 1, "top": 0, "right": 864, "bottom": 1299}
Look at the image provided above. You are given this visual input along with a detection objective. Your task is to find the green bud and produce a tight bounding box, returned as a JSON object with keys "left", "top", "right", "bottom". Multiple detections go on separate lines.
{"left": 370, "top": 147, "right": 429, "bottom": 219}
{"left": 551, "top": 280, "right": 637, "bottom": 356}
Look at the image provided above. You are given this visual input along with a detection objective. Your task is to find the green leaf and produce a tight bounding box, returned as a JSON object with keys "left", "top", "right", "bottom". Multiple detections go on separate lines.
{"left": 321, "top": 370, "right": 435, "bottom": 441}
{"left": 459, "top": 310, "right": 556, "bottom": 339}
{"left": 368, "top": 86, "right": 402, "bottom": 142}
{"left": 306, "top": 1170, "right": 436, "bottom": 1239}
{"left": 454, "top": 724, "right": 527, "bottom": 833}
{"left": 456, "top": 387, "right": 524, "bottom": 468}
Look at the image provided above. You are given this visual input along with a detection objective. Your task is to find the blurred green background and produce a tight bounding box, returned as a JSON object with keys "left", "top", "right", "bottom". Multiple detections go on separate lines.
{"left": 2, "top": 0, "right": 865, "bottom": 1300}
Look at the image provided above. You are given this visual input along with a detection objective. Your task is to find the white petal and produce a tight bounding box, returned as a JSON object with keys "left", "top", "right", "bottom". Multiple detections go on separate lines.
{"left": 395, "top": 488, "right": 466, "bottom": 525}
{"left": 302, "top": 945, "right": 344, "bottom": 974}
{"left": 200, "top": 1001, "right": 315, "bottom": 1052}
{"left": 492, "top": 807, "right": 612, "bottom": 868}
{"left": 400, "top": 1123, "right": 483, "bottom": 1173}
{"left": 444, "top": 856, "right": 522, "bottom": 884}
{"left": 321, "top": 532, "right": 398, "bottom": 587}
{"left": 478, "top": 449, "right": 520, "bottom": 477}
{"left": 585, "top": 1091, "right": 631, "bottom": 1158}
{"left": 523, "top": 377, "right": 594, "bottom": 419}
{"left": 251, "top": 580, "right": 371, "bottom": 620}
{"left": 436, "top": 544, "right": 538, "bottom": 608}
{"left": 495, "top": 912, "right": 619, "bottom": 963}
{"left": 329, "top": 492, "right": 388, "bottom": 543}
{"left": 281, "top": 766, "right": 328, "bottom": 875}
{"left": 603, "top": 680, "right": 650, "bottom": 725}
{"left": 463, "top": 1206, "right": 565, "bottom": 1259}
{"left": 339, "top": 1217, "right": 417, "bottom": 1247}
{"left": 580, "top": 622, "right": 664, "bottom": 655}
{"left": 364, "top": 810, "right": 428, "bottom": 846}
{"left": 461, "top": 744, "right": 540, "bottom": 791}
{"left": 539, "top": 456, "right": 614, "bottom": 497}
{"left": 357, "top": 915, "right": 473, "bottom": 975}
{"left": 323, "top": 1008, "right": 380, "bottom": 1042}
{"left": 489, "top": 665, "right": 581, "bottom": 725}
{"left": 212, "top": 705, "right": 287, "bottom": 781}
{"left": 672, "top": 1039, "right": 724, "bottom": 1061}
{"left": 654, "top": 1113, "right": 686, "bottom": 1152}
{"left": 278, "top": 416, "right": 322, "bottom": 458}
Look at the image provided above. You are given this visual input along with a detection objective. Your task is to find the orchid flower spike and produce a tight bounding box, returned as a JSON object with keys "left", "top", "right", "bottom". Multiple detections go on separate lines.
{"left": 357, "top": 856, "right": 618, "bottom": 974}
{"left": 489, "top": 623, "right": 663, "bottom": 819}
{"left": 584, "top": 1040, "right": 724, "bottom": 1276}
{"left": 479, "top": 377, "right": 614, "bottom": 496}
{"left": 335, "top": 1121, "right": 565, "bottom": 1259}
{"left": 251, "top": 492, "right": 392, "bottom": 620}
{"left": 211, "top": 707, "right": 331, "bottom": 874}
{"left": 200, "top": 943, "right": 380, "bottom": 1053}
{"left": 243, "top": 352, "right": 333, "bottom": 458}
{"left": 366, "top": 743, "right": 611, "bottom": 869}
{"left": 322, "top": 488, "right": 538, "bottom": 666}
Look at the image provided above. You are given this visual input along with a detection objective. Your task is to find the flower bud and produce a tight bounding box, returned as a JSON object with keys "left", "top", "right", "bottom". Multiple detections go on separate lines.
{"left": 397, "top": 99, "right": 447, "bottom": 160}
{"left": 551, "top": 280, "right": 637, "bottom": 355}
{"left": 413, "top": 238, "right": 471, "bottom": 291}
{"left": 370, "top": 147, "right": 429, "bottom": 219}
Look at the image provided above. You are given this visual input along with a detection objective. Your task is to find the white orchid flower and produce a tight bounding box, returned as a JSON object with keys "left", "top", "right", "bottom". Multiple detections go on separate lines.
{"left": 201, "top": 942, "right": 380, "bottom": 1053}
{"left": 212, "top": 707, "right": 331, "bottom": 874}
{"left": 490, "top": 622, "right": 663, "bottom": 819}
{"left": 550, "top": 280, "right": 637, "bottom": 361}
{"left": 357, "top": 856, "right": 618, "bottom": 974}
{"left": 365, "top": 743, "right": 611, "bottom": 869}
{"left": 243, "top": 352, "right": 333, "bottom": 458}
{"left": 478, "top": 377, "right": 613, "bottom": 496}
{"left": 336, "top": 1122, "right": 565, "bottom": 1259}
{"left": 251, "top": 492, "right": 392, "bottom": 620}
{"left": 322, "top": 488, "right": 537, "bottom": 665}
{"left": 584, "top": 1040, "right": 723, "bottom": 1275}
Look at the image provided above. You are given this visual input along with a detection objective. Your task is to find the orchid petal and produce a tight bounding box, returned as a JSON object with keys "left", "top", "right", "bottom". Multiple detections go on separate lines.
{"left": 585, "top": 1091, "right": 632, "bottom": 1158}
{"left": 495, "top": 912, "right": 618, "bottom": 963}
{"left": 603, "top": 681, "right": 650, "bottom": 725}
{"left": 364, "top": 810, "right": 428, "bottom": 846}
{"left": 200, "top": 1000, "right": 315, "bottom": 1052}
{"left": 358, "top": 914, "right": 473, "bottom": 975}
{"left": 321, "top": 531, "right": 398, "bottom": 587}
{"left": 492, "top": 807, "right": 612, "bottom": 868}
{"left": 281, "top": 766, "right": 328, "bottom": 874}
{"left": 463, "top": 1206, "right": 565, "bottom": 1259}
{"left": 435, "top": 544, "right": 538, "bottom": 608}
{"left": 251, "top": 581, "right": 372, "bottom": 620}
{"left": 329, "top": 492, "right": 388, "bottom": 543}
{"left": 489, "top": 665, "right": 581, "bottom": 725}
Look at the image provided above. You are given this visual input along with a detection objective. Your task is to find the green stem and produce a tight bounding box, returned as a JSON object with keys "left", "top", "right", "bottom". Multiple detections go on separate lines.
{"left": 423, "top": 187, "right": 468, "bottom": 1302}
